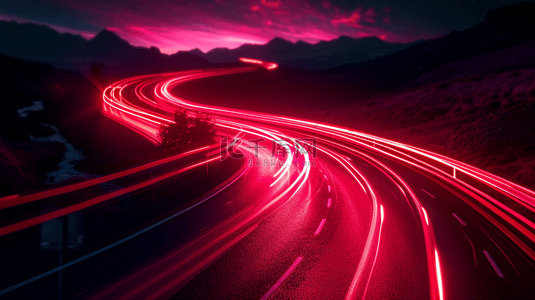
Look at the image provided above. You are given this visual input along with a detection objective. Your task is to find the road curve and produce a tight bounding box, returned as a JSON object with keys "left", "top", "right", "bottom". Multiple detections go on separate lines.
{"left": 1, "top": 61, "right": 535, "bottom": 299}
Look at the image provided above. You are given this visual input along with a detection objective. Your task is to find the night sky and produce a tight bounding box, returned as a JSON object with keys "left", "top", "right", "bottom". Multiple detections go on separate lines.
{"left": 0, "top": 0, "right": 530, "bottom": 53}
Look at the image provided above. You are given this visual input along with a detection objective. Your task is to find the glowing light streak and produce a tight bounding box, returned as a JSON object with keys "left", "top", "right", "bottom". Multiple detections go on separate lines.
{"left": 0, "top": 156, "right": 222, "bottom": 237}
{"left": 3, "top": 63, "right": 535, "bottom": 300}
{"left": 0, "top": 145, "right": 217, "bottom": 209}
{"left": 239, "top": 57, "right": 278, "bottom": 70}
{"left": 314, "top": 219, "right": 326, "bottom": 236}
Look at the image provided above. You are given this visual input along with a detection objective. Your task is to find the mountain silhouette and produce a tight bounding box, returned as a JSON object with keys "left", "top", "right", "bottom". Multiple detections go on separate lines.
{"left": 329, "top": 2, "right": 535, "bottom": 89}
{"left": 185, "top": 35, "right": 417, "bottom": 70}
{"left": 0, "top": 20, "right": 418, "bottom": 72}
{"left": 0, "top": 21, "right": 211, "bottom": 74}
{"left": 0, "top": 21, "right": 85, "bottom": 63}
{"left": 88, "top": 30, "right": 132, "bottom": 49}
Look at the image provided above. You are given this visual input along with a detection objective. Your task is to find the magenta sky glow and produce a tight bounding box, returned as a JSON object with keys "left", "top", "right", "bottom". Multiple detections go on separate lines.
{"left": 1, "top": 0, "right": 448, "bottom": 54}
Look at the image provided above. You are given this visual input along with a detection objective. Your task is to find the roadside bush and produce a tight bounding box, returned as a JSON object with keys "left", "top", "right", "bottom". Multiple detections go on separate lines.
{"left": 159, "top": 109, "right": 216, "bottom": 151}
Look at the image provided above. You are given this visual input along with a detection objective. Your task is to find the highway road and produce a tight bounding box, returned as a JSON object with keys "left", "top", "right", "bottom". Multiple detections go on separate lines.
{"left": 1, "top": 61, "right": 535, "bottom": 299}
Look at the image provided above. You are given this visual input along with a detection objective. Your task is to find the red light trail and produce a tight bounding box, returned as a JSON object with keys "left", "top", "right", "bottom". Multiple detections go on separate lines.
{"left": 2, "top": 59, "right": 535, "bottom": 299}
{"left": 240, "top": 57, "right": 279, "bottom": 69}
{"left": 97, "top": 60, "right": 535, "bottom": 299}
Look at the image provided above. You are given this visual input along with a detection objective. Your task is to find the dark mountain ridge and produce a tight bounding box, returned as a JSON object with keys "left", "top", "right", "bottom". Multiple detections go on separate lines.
{"left": 0, "top": 53, "right": 159, "bottom": 196}
{"left": 185, "top": 35, "right": 418, "bottom": 70}
{"left": 0, "top": 19, "right": 418, "bottom": 72}
{"left": 0, "top": 21, "right": 211, "bottom": 74}
{"left": 330, "top": 2, "right": 535, "bottom": 90}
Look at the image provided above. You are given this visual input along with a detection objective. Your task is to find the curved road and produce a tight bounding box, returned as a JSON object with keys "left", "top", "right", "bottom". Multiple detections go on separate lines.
{"left": 1, "top": 62, "right": 535, "bottom": 299}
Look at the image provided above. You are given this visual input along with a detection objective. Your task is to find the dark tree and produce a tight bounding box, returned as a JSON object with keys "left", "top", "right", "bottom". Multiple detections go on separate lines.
{"left": 159, "top": 109, "right": 216, "bottom": 151}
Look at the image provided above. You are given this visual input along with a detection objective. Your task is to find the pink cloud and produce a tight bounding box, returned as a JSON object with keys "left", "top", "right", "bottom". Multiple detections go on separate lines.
{"left": 332, "top": 10, "right": 361, "bottom": 27}
{"left": 262, "top": 0, "right": 282, "bottom": 8}
{"left": 7, "top": 0, "right": 438, "bottom": 54}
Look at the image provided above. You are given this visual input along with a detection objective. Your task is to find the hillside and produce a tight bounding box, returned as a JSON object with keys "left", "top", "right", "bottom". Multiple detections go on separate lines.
{"left": 184, "top": 35, "right": 418, "bottom": 70}
{"left": 0, "top": 54, "right": 160, "bottom": 197}
{"left": 326, "top": 65, "right": 535, "bottom": 188}
{"left": 330, "top": 2, "right": 535, "bottom": 90}
{"left": 0, "top": 21, "right": 212, "bottom": 74}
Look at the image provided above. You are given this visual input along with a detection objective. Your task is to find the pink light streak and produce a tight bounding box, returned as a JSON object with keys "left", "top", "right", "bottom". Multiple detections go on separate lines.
{"left": 3, "top": 64, "right": 535, "bottom": 300}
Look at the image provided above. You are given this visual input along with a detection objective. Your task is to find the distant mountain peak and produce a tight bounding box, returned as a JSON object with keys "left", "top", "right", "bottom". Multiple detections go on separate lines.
{"left": 149, "top": 46, "right": 161, "bottom": 54}
{"left": 89, "top": 30, "right": 130, "bottom": 48}
{"left": 336, "top": 35, "right": 353, "bottom": 41}
{"left": 330, "top": 35, "right": 384, "bottom": 46}
{"left": 265, "top": 37, "right": 294, "bottom": 47}
{"left": 269, "top": 36, "right": 291, "bottom": 42}
{"left": 361, "top": 36, "right": 382, "bottom": 41}
{"left": 186, "top": 48, "right": 205, "bottom": 56}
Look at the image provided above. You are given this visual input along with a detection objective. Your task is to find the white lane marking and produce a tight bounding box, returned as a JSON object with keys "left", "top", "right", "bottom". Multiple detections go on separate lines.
{"left": 483, "top": 250, "right": 505, "bottom": 278}
{"left": 224, "top": 200, "right": 234, "bottom": 206}
{"left": 260, "top": 257, "right": 303, "bottom": 300}
{"left": 420, "top": 188, "right": 436, "bottom": 198}
{"left": 327, "top": 185, "right": 331, "bottom": 192}
{"left": 324, "top": 175, "right": 328, "bottom": 180}
{"left": 319, "top": 169, "right": 323, "bottom": 173}
{"left": 314, "top": 219, "right": 327, "bottom": 236}
{"left": 452, "top": 213, "right": 467, "bottom": 226}
{"left": 327, "top": 198, "right": 332, "bottom": 208}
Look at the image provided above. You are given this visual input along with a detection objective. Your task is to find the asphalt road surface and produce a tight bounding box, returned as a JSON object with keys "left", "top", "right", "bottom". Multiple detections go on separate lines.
{"left": 1, "top": 61, "right": 535, "bottom": 299}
